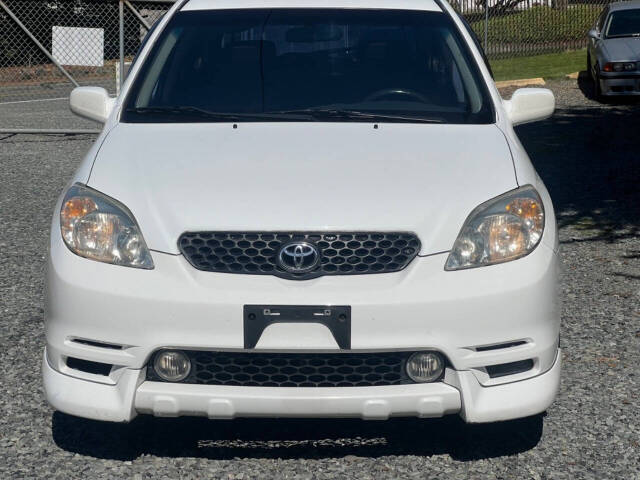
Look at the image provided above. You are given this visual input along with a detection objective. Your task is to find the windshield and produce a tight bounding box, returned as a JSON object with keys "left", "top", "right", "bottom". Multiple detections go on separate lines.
{"left": 605, "top": 9, "right": 640, "bottom": 38}
{"left": 122, "top": 9, "right": 494, "bottom": 124}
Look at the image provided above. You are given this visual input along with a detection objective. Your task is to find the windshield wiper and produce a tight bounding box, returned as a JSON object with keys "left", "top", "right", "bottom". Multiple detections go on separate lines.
{"left": 126, "top": 106, "right": 444, "bottom": 123}
{"left": 125, "top": 106, "right": 309, "bottom": 121}
{"left": 270, "top": 108, "right": 444, "bottom": 123}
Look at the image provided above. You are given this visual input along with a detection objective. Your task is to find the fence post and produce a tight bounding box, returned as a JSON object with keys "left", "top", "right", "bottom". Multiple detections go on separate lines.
{"left": 119, "top": 0, "right": 125, "bottom": 90}
{"left": 484, "top": 0, "right": 489, "bottom": 52}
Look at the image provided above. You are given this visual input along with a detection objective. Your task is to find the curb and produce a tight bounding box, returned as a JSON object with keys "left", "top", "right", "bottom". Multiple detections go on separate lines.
{"left": 495, "top": 77, "right": 546, "bottom": 88}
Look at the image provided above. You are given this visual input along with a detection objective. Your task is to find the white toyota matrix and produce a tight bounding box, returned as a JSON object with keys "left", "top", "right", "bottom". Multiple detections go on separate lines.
{"left": 43, "top": 0, "right": 561, "bottom": 424}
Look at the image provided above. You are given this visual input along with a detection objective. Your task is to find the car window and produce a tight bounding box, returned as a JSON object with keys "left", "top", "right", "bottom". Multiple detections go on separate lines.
{"left": 604, "top": 9, "right": 640, "bottom": 38}
{"left": 128, "top": 18, "right": 163, "bottom": 72}
{"left": 457, "top": 13, "right": 493, "bottom": 78}
{"left": 123, "top": 9, "right": 494, "bottom": 124}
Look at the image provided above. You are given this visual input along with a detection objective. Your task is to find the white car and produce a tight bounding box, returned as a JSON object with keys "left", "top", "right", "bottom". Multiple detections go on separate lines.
{"left": 43, "top": 0, "right": 560, "bottom": 424}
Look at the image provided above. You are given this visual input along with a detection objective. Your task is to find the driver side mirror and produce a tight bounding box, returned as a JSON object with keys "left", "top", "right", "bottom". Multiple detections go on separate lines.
{"left": 503, "top": 88, "right": 555, "bottom": 126}
{"left": 588, "top": 29, "right": 600, "bottom": 40}
{"left": 69, "top": 86, "right": 115, "bottom": 124}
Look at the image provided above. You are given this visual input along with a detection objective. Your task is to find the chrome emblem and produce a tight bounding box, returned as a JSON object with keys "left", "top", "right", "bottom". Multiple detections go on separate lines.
{"left": 277, "top": 241, "right": 320, "bottom": 273}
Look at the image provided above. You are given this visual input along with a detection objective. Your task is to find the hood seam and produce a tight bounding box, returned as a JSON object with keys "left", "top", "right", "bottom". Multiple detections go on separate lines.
{"left": 494, "top": 123, "right": 520, "bottom": 188}
{"left": 86, "top": 122, "right": 119, "bottom": 185}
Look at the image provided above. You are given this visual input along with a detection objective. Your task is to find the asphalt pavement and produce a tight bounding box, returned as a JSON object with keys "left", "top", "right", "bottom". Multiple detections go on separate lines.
{"left": 0, "top": 78, "right": 638, "bottom": 479}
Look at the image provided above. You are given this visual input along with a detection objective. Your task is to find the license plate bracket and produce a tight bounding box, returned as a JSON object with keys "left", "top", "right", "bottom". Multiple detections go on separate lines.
{"left": 243, "top": 305, "right": 351, "bottom": 349}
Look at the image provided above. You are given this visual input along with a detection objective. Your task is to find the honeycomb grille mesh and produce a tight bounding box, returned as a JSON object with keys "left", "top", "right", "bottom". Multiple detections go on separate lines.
{"left": 148, "top": 351, "right": 418, "bottom": 387}
{"left": 178, "top": 232, "right": 421, "bottom": 280}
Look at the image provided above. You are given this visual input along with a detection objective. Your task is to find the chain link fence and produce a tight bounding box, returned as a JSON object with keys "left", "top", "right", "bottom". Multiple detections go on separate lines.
{"left": 0, "top": 0, "right": 611, "bottom": 132}
{"left": 0, "top": 0, "right": 173, "bottom": 132}
{"left": 453, "top": 0, "right": 610, "bottom": 59}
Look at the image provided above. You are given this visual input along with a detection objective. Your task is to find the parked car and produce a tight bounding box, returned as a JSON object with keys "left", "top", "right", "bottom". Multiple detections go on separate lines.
{"left": 43, "top": 0, "right": 560, "bottom": 424}
{"left": 588, "top": 0, "right": 640, "bottom": 99}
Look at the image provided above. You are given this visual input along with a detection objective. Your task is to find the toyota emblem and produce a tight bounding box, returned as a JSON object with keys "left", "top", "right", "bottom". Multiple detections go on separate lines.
{"left": 277, "top": 241, "right": 320, "bottom": 273}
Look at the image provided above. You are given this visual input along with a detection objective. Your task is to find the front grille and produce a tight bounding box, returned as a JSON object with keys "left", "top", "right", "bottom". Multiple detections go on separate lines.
{"left": 147, "top": 351, "right": 423, "bottom": 387}
{"left": 178, "top": 232, "right": 421, "bottom": 280}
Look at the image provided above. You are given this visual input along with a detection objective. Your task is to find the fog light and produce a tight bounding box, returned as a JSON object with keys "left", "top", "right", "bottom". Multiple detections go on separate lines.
{"left": 406, "top": 352, "right": 444, "bottom": 382}
{"left": 153, "top": 350, "right": 191, "bottom": 382}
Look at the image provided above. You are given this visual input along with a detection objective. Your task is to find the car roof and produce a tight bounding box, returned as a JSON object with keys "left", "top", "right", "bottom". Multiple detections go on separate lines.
{"left": 608, "top": 0, "right": 640, "bottom": 12}
{"left": 182, "top": 0, "right": 442, "bottom": 13}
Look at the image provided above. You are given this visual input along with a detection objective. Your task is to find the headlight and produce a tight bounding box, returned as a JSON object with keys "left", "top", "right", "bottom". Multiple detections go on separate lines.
{"left": 60, "top": 184, "right": 154, "bottom": 269}
{"left": 445, "top": 185, "right": 544, "bottom": 271}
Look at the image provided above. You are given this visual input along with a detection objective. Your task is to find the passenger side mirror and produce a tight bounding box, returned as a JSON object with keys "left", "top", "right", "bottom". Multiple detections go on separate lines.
{"left": 503, "top": 88, "right": 555, "bottom": 126}
{"left": 588, "top": 29, "right": 600, "bottom": 40}
{"left": 69, "top": 86, "right": 116, "bottom": 124}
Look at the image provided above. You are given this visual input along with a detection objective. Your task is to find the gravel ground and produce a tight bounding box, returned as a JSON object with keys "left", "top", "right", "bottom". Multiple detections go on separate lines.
{"left": 0, "top": 98, "right": 101, "bottom": 131}
{"left": 1, "top": 78, "right": 638, "bottom": 479}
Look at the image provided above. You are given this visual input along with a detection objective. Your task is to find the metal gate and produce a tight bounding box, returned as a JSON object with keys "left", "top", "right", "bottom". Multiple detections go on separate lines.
{"left": 0, "top": 0, "right": 174, "bottom": 133}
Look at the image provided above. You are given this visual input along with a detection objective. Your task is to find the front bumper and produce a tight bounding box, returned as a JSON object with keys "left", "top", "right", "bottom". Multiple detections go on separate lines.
{"left": 599, "top": 73, "right": 640, "bottom": 96}
{"left": 43, "top": 348, "right": 561, "bottom": 422}
{"left": 44, "top": 220, "right": 561, "bottom": 423}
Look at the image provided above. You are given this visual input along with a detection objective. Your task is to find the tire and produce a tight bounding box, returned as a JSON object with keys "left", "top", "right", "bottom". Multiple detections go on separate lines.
{"left": 587, "top": 53, "right": 592, "bottom": 80}
{"left": 593, "top": 67, "right": 603, "bottom": 101}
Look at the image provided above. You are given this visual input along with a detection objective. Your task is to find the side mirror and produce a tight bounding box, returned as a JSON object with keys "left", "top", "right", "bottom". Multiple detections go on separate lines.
{"left": 588, "top": 29, "right": 600, "bottom": 40}
{"left": 503, "top": 88, "right": 555, "bottom": 126}
{"left": 69, "top": 86, "right": 115, "bottom": 123}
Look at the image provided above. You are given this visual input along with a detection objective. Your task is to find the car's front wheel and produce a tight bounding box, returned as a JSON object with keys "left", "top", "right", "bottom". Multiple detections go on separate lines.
{"left": 593, "top": 65, "right": 603, "bottom": 101}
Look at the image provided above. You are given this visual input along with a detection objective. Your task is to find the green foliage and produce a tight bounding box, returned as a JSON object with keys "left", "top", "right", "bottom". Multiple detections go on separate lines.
{"left": 471, "top": 5, "right": 601, "bottom": 43}
{"left": 490, "top": 48, "right": 587, "bottom": 81}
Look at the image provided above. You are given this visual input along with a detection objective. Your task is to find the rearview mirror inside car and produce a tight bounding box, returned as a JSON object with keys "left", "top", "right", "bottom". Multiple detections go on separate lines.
{"left": 503, "top": 88, "right": 555, "bottom": 126}
{"left": 69, "top": 86, "right": 115, "bottom": 124}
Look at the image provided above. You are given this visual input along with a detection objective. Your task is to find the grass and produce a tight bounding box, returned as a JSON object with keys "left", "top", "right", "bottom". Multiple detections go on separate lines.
{"left": 464, "top": 5, "right": 598, "bottom": 81}
{"left": 490, "top": 48, "right": 587, "bottom": 81}
{"left": 470, "top": 5, "right": 600, "bottom": 43}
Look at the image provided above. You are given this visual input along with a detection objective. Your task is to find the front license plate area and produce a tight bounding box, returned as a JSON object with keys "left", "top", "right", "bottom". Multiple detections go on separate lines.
{"left": 243, "top": 305, "right": 351, "bottom": 350}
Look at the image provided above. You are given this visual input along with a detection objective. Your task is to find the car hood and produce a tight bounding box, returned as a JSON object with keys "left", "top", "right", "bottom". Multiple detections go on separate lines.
{"left": 602, "top": 37, "right": 640, "bottom": 61}
{"left": 89, "top": 122, "right": 516, "bottom": 255}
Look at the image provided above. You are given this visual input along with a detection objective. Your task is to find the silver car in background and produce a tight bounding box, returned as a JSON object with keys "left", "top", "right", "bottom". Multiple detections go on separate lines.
{"left": 588, "top": 0, "right": 640, "bottom": 98}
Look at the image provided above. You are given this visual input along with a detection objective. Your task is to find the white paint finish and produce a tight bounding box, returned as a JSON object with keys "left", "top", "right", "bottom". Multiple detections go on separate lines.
{"left": 69, "top": 87, "right": 115, "bottom": 124}
{"left": 152, "top": 396, "right": 179, "bottom": 416}
{"left": 134, "top": 382, "right": 461, "bottom": 419}
{"left": 45, "top": 223, "right": 559, "bottom": 377}
{"left": 503, "top": 88, "right": 555, "bottom": 126}
{"left": 88, "top": 122, "right": 516, "bottom": 256}
{"left": 42, "top": 353, "right": 142, "bottom": 422}
{"left": 182, "top": 0, "right": 441, "bottom": 12}
{"left": 207, "top": 399, "right": 235, "bottom": 419}
{"left": 452, "top": 350, "right": 562, "bottom": 423}
{"left": 43, "top": 347, "right": 560, "bottom": 422}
